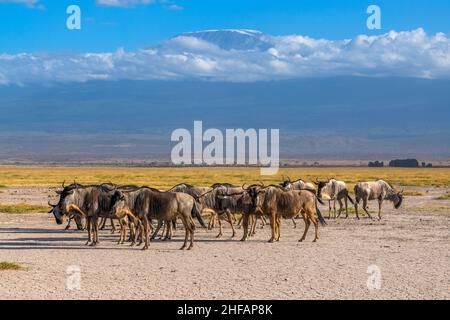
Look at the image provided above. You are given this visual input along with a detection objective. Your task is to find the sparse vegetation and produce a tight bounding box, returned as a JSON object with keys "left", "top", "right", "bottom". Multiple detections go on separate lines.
{"left": 0, "top": 204, "right": 49, "bottom": 214}
{"left": 0, "top": 262, "right": 23, "bottom": 271}
{"left": 403, "top": 190, "right": 424, "bottom": 196}
{"left": 411, "top": 204, "right": 450, "bottom": 213}
{"left": 0, "top": 166, "right": 449, "bottom": 189}
{"left": 436, "top": 192, "right": 450, "bottom": 200}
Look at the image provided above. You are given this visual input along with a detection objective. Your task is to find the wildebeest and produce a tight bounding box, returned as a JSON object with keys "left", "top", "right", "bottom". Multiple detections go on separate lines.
{"left": 196, "top": 183, "right": 247, "bottom": 238}
{"left": 280, "top": 177, "right": 316, "bottom": 227}
{"left": 48, "top": 183, "right": 137, "bottom": 246}
{"left": 315, "top": 178, "right": 354, "bottom": 219}
{"left": 354, "top": 180, "right": 403, "bottom": 220}
{"left": 167, "top": 183, "right": 209, "bottom": 228}
{"left": 111, "top": 187, "right": 198, "bottom": 250}
{"left": 243, "top": 184, "right": 326, "bottom": 242}
{"left": 280, "top": 176, "right": 316, "bottom": 192}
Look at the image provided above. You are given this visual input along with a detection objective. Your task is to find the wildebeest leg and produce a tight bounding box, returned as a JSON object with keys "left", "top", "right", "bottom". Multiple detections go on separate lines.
{"left": 260, "top": 215, "right": 266, "bottom": 228}
{"left": 110, "top": 219, "right": 116, "bottom": 234}
{"left": 142, "top": 216, "right": 150, "bottom": 250}
{"left": 240, "top": 214, "right": 250, "bottom": 241}
{"left": 208, "top": 212, "right": 216, "bottom": 230}
{"left": 136, "top": 220, "right": 144, "bottom": 246}
{"left": 251, "top": 214, "right": 258, "bottom": 236}
{"left": 299, "top": 213, "right": 310, "bottom": 242}
{"left": 310, "top": 212, "right": 319, "bottom": 242}
{"left": 151, "top": 220, "right": 163, "bottom": 240}
{"left": 354, "top": 197, "right": 360, "bottom": 220}
{"left": 362, "top": 198, "right": 373, "bottom": 219}
{"left": 237, "top": 215, "right": 243, "bottom": 228}
{"left": 268, "top": 212, "right": 276, "bottom": 243}
{"left": 291, "top": 217, "right": 297, "bottom": 229}
{"left": 118, "top": 218, "right": 127, "bottom": 244}
{"left": 99, "top": 217, "right": 107, "bottom": 230}
{"left": 276, "top": 216, "right": 281, "bottom": 241}
{"left": 328, "top": 201, "right": 332, "bottom": 219}
{"left": 187, "top": 216, "right": 195, "bottom": 250}
{"left": 85, "top": 217, "right": 92, "bottom": 245}
{"left": 378, "top": 198, "right": 383, "bottom": 220}
{"left": 333, "top": 199, "right": 337, "bottom": 219}
{"left": 65, "top": 216, "right": 72, "bottom": 230}
{"left": 225, "top": 210, "right": 236, "bottom": 238}
{"left": 163, "top": 220, "right": 172, "bottom": 241}
{"left": 179, "top": 216, "right": 189, "bottom": 250}
{"left": 90, "top": 216, "right": 99, "bottom": 246}
{"left": 344, "top": 195, "right": 349, "bottom": 219}
{"left": 216, "top": 213, "right": 223, "bottom": 238}
{"left": 336, "top": 198, "right": 344, "bottom": 218}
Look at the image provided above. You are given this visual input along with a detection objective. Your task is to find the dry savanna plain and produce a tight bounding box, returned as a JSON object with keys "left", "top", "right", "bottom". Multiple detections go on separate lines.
{"left": 0, "top": 166, "right": 449, "bottom": 300}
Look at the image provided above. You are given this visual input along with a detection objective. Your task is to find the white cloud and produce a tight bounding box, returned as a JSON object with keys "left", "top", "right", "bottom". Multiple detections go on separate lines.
{"left": 96, "top": 0, "right": 154, "bottom": 7}
{"left": 0, "top": 0, "right": 44, "bottom": 9}
{"left": 1, "top": 28, "right": 450, "bottom": 85}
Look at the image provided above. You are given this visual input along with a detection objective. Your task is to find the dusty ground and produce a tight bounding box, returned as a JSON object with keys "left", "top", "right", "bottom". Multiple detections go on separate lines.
{"left": 0, "top": 186, "right": 449, "bottom": 300}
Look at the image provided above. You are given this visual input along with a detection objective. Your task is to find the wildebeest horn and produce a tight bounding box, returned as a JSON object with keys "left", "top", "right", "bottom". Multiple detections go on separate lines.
{"left": 62, "top": 180, "right": 66, "bottom": 188}
{"left": 259, "top": 181, "right": 265, "bottom": 187}
{"left": 287, "top": 176, "right": 291, "bottom": 182}
{"left": 48, "top": 200, "right": 56, "bottom": 207}
{"left": 242, "top": 183, "right": 248, "bottom": 190}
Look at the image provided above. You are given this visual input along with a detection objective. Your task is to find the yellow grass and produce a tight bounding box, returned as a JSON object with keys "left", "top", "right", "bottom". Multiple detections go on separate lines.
{"left": 0, "top": 204, "right": 50, "bottom": 214}
{"left": 0, "top": 166, "right": 449, "bottom": 189}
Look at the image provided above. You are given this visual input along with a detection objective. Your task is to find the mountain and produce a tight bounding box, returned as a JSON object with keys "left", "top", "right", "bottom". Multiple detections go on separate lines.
{"left": 0, "top": 77, "right": 449, "bottom": 161}
{"left": 174, "top": 29, "right": 273, "bottom": 51}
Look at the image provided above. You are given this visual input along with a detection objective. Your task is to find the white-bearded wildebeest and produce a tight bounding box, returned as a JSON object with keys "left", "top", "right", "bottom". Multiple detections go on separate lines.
{"left": 245, "top": 185, "right": 326, "bottom": 243}
{"left": 134, "top": 183, "right": 208, "bottom": 241}
{"left": 111, "top": 187, "right": 198, "bottom": 250}
{"left": 48, "top": 183, "right": 138, "bottom": 246}
{"left": 196, "top": 183, "right": 247, "bottom": 238}
{"left": 315, "top": 178, "right": 354, "bottom": 219}
{"left": 280, "top": 176, "right": 317, "bottom": 227}
{"left": 354, "top": 180, "right": 403, "bottom": 220}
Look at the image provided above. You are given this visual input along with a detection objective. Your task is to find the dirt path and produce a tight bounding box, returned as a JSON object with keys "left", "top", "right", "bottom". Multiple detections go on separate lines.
{"left": 0, "top": 187, "right": 449, "bottom": 300}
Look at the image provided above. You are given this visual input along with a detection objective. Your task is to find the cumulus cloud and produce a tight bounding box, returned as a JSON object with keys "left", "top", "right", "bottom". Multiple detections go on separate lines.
{"left": 1, "top": 28, "right": 449, "bottom": 85}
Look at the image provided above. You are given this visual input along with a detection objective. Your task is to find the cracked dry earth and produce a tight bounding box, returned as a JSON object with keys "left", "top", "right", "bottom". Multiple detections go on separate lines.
{"left": 0, "top": 186, "right": 449, "bottom": 300}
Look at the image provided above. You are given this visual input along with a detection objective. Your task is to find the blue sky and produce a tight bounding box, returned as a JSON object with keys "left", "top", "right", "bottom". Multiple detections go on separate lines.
{"left": 0, "top": 0, "right": 449, "bottom": 53}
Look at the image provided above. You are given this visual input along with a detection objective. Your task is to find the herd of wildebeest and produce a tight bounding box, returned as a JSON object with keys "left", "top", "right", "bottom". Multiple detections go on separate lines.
{"left": 47, "top": 177, "right": 404, "bottom": 250}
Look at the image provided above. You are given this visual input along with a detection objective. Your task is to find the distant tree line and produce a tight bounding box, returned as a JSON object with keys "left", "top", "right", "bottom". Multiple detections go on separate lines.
{"left": 368, "top": 159, "right": 433, "bottom": 168}
{"left": 368, "top": 161, "right": 384, "bottom": 167}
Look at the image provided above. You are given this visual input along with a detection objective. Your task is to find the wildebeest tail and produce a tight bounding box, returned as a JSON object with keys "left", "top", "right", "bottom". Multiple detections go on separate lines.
{"left": 346, "top": 194, "right": 355, "bottom": 205}
{"left": 316, "top": 206, "right": 326, "bottom": 226}
{"left": 192, "top": 201, "right": 207, "bottom": 228}
{"left": 314, "top": 197, "right": 326, "bottom": 226}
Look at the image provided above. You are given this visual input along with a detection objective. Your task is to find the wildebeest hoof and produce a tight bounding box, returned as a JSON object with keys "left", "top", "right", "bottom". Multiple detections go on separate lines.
{"left": 216, "top": 234, "right": 222, "bottom": 238}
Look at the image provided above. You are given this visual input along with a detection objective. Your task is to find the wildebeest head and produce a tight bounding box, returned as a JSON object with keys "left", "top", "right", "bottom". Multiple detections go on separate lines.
{"left": 111, "top": 190, "right": 128, "bottom": 216}
{"left": 280, "top": 176, "right": 292, "bottom": 190}
{"left": 314, "top": 178, "right": 328, "bottom": 199}
{"left": 388, "top": 190, "right": 404, "bottom": 209}
{"left": 244, "top": 183, "right": 265, "bottom": 208}
{"left": 48, "top": 181, "right": 81, "bottom": 225}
